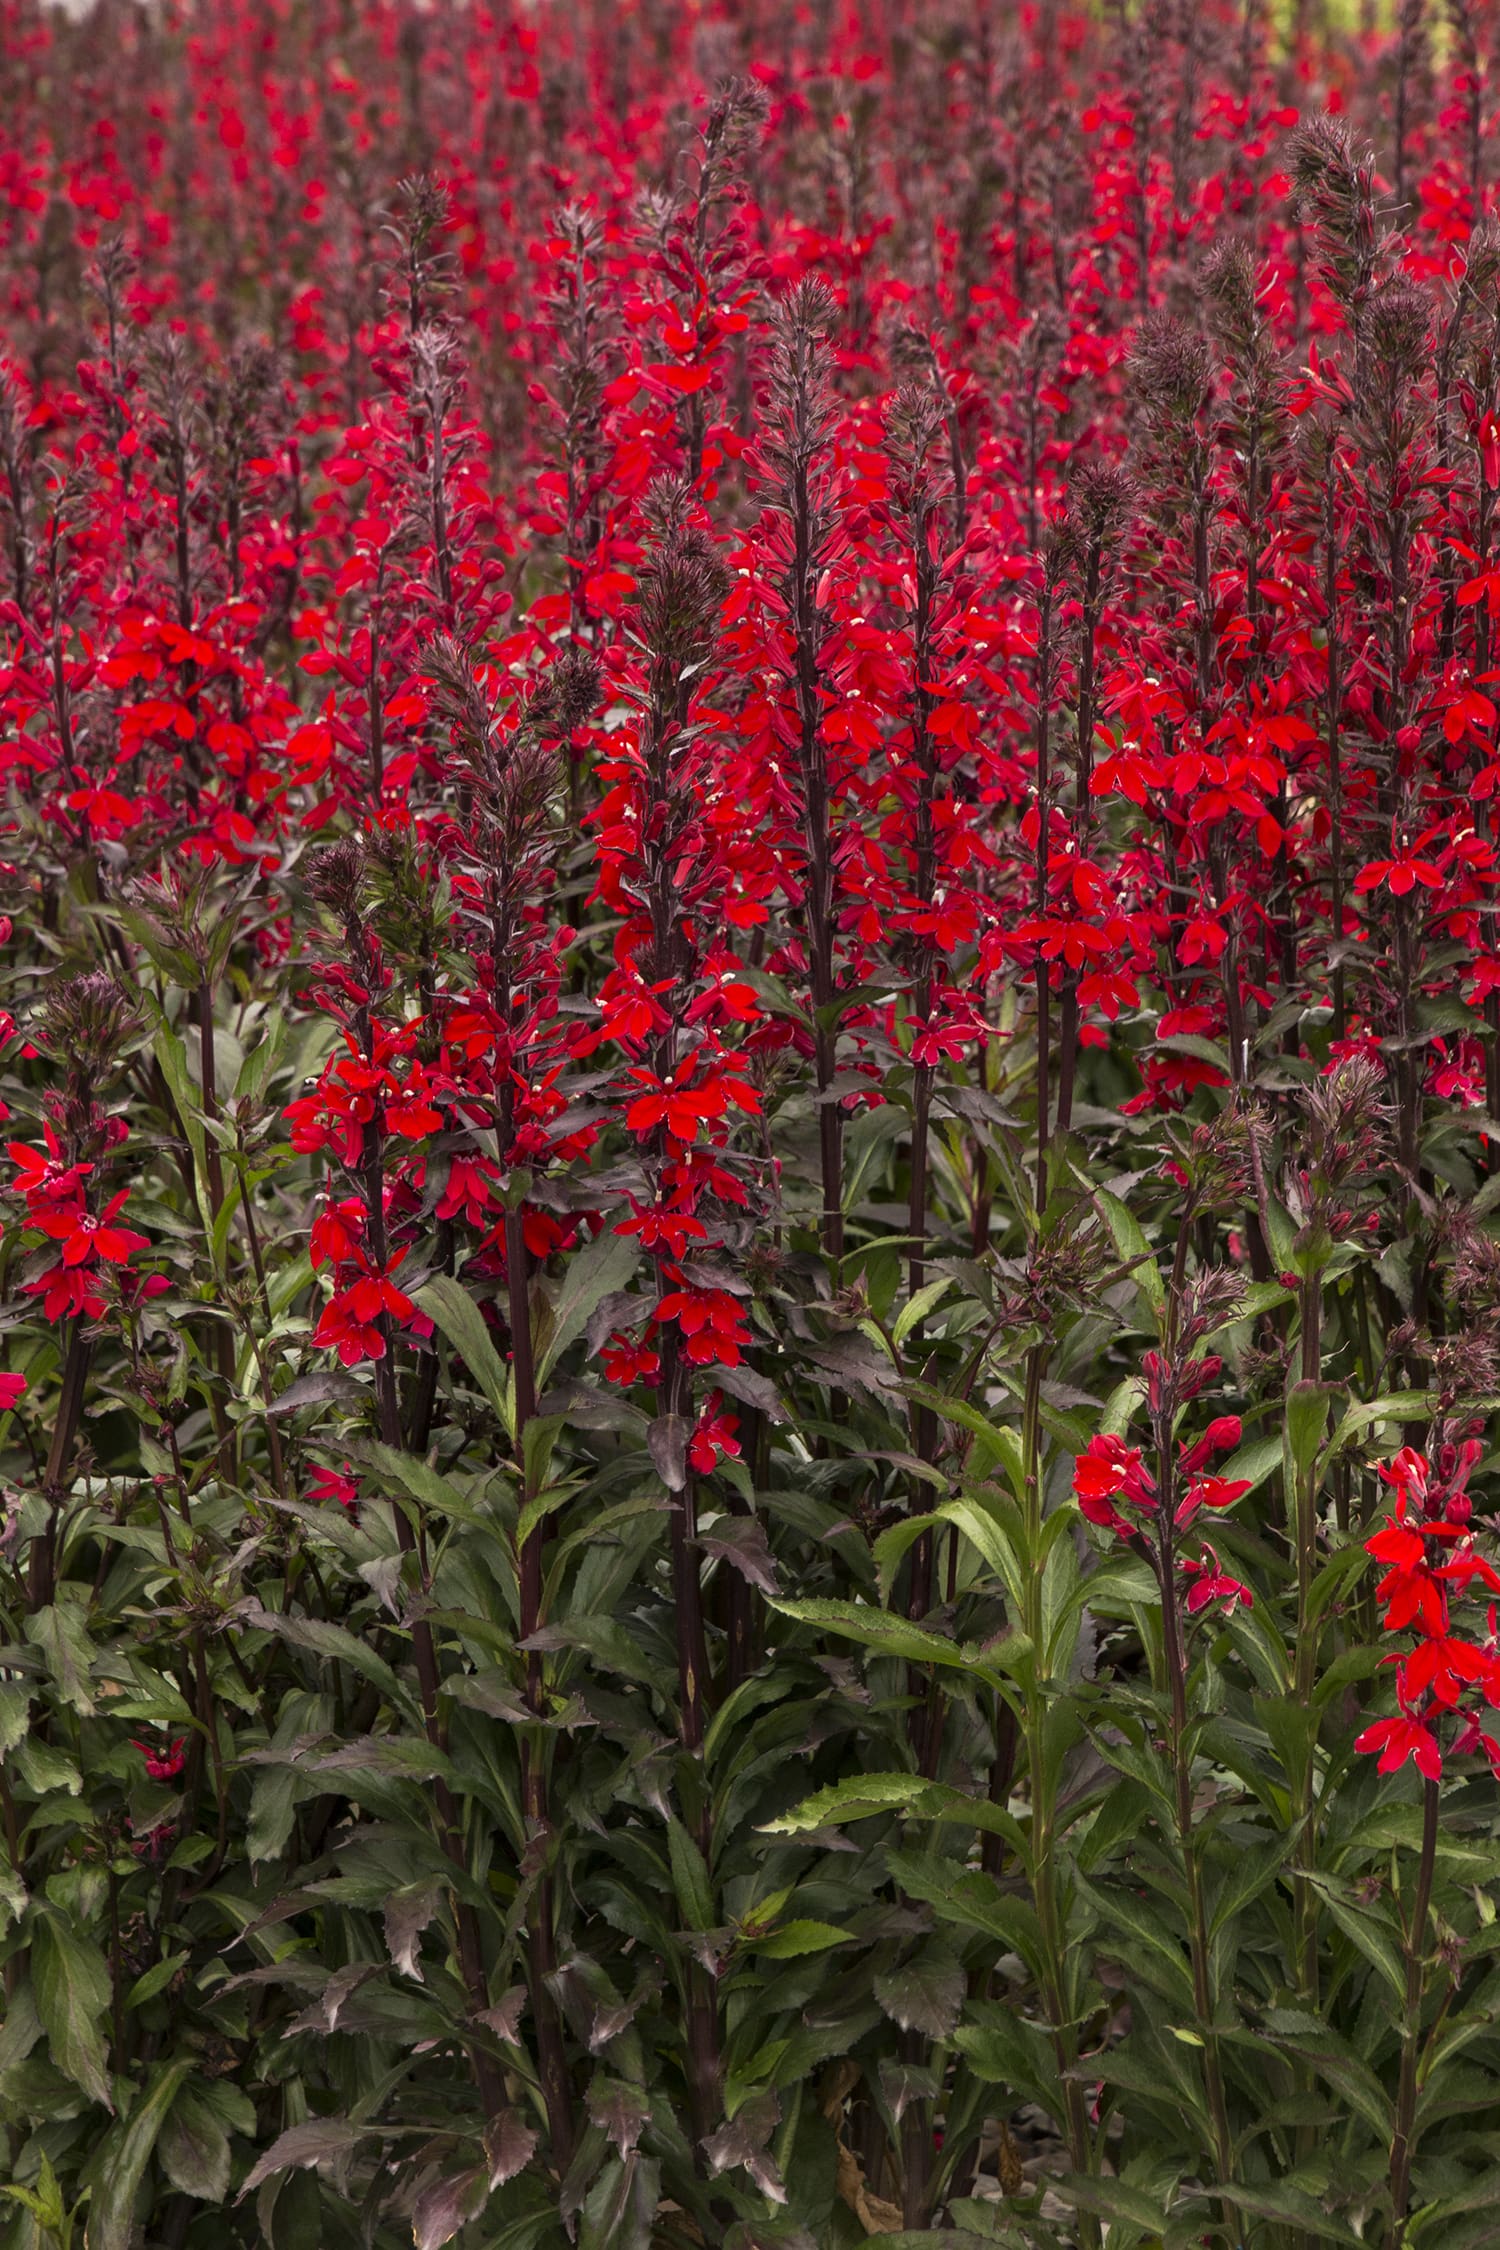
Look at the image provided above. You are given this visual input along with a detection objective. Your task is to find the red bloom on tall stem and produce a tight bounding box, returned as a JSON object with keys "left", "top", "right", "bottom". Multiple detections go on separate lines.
{"left": 1356, "top": 1443, "right": 1500, "bottom": 1780}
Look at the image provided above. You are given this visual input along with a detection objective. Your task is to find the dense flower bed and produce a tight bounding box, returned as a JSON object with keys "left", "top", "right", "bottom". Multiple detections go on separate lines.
{"left": 0, "top": 1, "right": 1498, "bottom": 2245}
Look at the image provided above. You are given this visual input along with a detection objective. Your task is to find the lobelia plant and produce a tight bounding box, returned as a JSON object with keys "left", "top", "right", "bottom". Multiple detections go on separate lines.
{"left": 6, "top": 7, "right": 1500, "bottom": 2250}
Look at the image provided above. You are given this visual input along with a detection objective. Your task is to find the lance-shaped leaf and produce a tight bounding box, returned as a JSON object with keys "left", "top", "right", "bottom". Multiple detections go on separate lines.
{"left": 873, "top": 1946, "right": 965, "bottom": 2041}
{"left": 33, "top": 1915, "right": 113, "bottom": 2111}
{"left": 536, "top": 1221, "right": 640, "bottom": 1384}
{"left": 411, "top": 2166, "right": 488, "bottom": 2250}
{"left": 86, "top": 2062, "right": 194, "bottom": 2250}
{"left": 415, "top": 1274, "right": 515, "bottom": 1435}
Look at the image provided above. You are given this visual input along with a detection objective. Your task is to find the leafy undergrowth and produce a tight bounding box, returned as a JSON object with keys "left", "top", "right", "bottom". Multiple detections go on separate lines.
{"left": 0, "top": 2, "right": 1499, "bottom": 2247}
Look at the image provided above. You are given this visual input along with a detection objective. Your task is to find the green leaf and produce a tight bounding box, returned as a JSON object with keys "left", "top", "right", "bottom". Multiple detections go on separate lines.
{"left": 1286, "top": 1379, "right": 1333, "bottom": 1477}
{"left": 1262, "top": 1195, "right": 1299, "bottom": 1275}
{"left": 1250, "top": 2011, "right": 1392, "bottom": 2140}
{"left": 33, "top": 1914, "right": 113, "bottom": 2111}
{"left": 893, "top": 1276, "right": 955, "bottom": 1348}
{"left": 1049, "top": 2172, "right": 1177, "bottom": 2232}
{"left": 749, "top": 1920, "right": 854, "bottom": 1958}
{"left": 887, "top": 1853, "right": 1043, "bottom": 1971}
{"left": 1215, "top": 2182, "right": 1369, "bottom": 2245}
{"left": 0, "top": 2153, "right": 66, "bottom": 2236}
{"left": 242, "top": 1606, "right": 415, "bottom": 1719}
{"left": 0, "top": 1680, "right": 31, "bottom": 1758}
{"left": 901, "top": 1380, "right": 1023, "bottom": 1491}
{"left": 125, "top": 1950, "right": 190, "bottom": 2010}
{"left": 359, "top": 1437, "right": 496, "bottom": 1536}
{"left": 578, "top": 2154, "right": 660, "bottom": 2250}
{"left": 239, "top": 2117, "right": 365, "bottom": 2195}
{"left": 232, "top": 1016, "right": 286, "bottom": 1107}
{"left": 874, "top": 1947, "right": 964, "bottom": 2039}
{"left": 667, "top": 1817, "right": 715, "bottom": 1933}
{"left": 13, "top": 1737, "right": 82, "bottom": 1796}
{"left": 535, "top": 1222, "right": 640, "bottom": 1385}
{"left": 1326, "top": 1391, "right": 1434, "bottom": 1457}
{"left": 24, "top": 1599, "right": 96, "bottom": 1716}
{"left": 1303, "top": 1876, "right": 1406, "bottom": 2000}
{"left": 1217, "top": 1433, "right": 1284, "bottom": 1499}
{"left": 519, "top": 1418, "right": 569, "bottom": 1515}
{"left": 85, "top": 2062, "right": 195, "bottom": 2250}
{"left": 1206, "top": 1279, "right": 1292, "bottom": 1335}
{"left": 415, "top": 1273, "right": 515, "bottom": 1437}
{"left": 151, "top": 1018, "right": 212, "bottom": 1232}
{"left": 767, "top": 1596, "right": 1013, "bottom": 1681}
{"left": 1209, "top": 1836, "right": 1290, "bottom": 1937}
{"left": 1096, "top": 1189, "right": 1164, "bottom": 1313}
{"left": 1074, "top": 1874, "right": 1195, "bottom": 2011}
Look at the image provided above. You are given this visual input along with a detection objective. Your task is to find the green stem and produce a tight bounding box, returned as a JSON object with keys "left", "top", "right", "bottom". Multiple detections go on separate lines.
{"left": 1019, "top": 1343, "right": 1096, "bottom": 2237}
{"left": 1390, "top": 1776, "right": 1440, "bottom": 2243}
{"left": 1157, "top": 1413, "right": 1240, "bottom": 2244}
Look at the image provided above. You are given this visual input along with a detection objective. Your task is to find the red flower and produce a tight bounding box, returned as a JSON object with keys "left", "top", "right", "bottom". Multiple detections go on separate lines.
{"left": 309, "top": 1462, "right": 360, "bottom": 1512}
{"left": 1355, "top": 1711, "right": 1443, "bottom": 1782}
{"left": 624, "top": 1064, "right": 760, "bottom": 1145}
{"left": 34, "top": 1189, "right": 148, "bottom": 1267}
{"left": 1353, "top": 848, "right": 1443, "bottom": 897}
{"left": 616, "top": 1201, "right": 708, "bottom": 1258}
{"left": 1396, "top": 1631, "right": 1497, "bottom": 1711}
{"left": 1179, "top": 1546, "right": 1253, "bottom": 1616}
{"left": 601, "top": 1332, "right": 661, "bottom": 1388}
{"left": 25, "top": 1264, "right": 108, "bottom": 1323}
{"left": 131, "top": 1736, "right": 188, "bottom": 1783}
{"left": 654, "top": 1285, "right": 752, "bottom": 1368}
{"left": 1359, "top": 1443, "right": 1500, "bottom": 1781}
{"left": 1173, "top": 1474, "right": 1252, "bottom": 1533}
{"left": 1073, "top": 1435, "right": 1156, "bottom": 1531}
{"left": 688, "top": 1396, "right": 742, "bottom": 1475}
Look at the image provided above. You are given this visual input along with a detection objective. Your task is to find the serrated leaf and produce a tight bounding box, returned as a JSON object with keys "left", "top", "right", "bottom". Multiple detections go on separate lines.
{"left": 700, "top": 1511, "right": 780, "bottom": 1594}
{"left": 158, "top": 2081, "right": 233, "bottom": 2203}
{"left": 873, "top": 1947, "right": 964, "bottom": 2039}
{"left": 586, "top": 2078, "right": 651, "bottom": 2158}
{"left": 578, "top": 2153, "right": 659, "bottom": 2250}
{"left": 1216, "top": 2181, "right": 1368, "bottom": 2244}
{"left": 239, "top": 2117, "right": 363, "bottom": 2196}
{"left": 85, "top": 2061, "right": 192, "bottom": 2250}
{"left": 1049, "top": 2172, "right": 1177, "bottom": 2231}
{"left": 267, "top": 1368, "right": 368, "bottom": 1417}
{"left": 360, "top": 1437, "right": 494, "bottom": 1535}
{"left": 383, "top": 1880, "right": 445, "bottom": 1982}
{"left": 703, "top": 2091, "right": 785, "bottom": 2202}
{"left": 0, "top": 1681, "right": 30, "bottom": 1758}
{"left": 536, "top": 1223, "right": 640, "bottom": 1385}
{"left": 649, "top": 1411, "right": 689, "bottom": 1492}
{"left": 894, "top": 1276, "right": 954, "bottom": 1348}
{"left": 767, "top": 1596, "right": 997, "bottom": 1678}
{"left": 412, "top": 2166, "right": 488, "bottom": 2250}
{"left": 415, "top": 1274, "right": 515, "bottom": 1436}
{"left": 241, "top": 1606, "right": 413, "bottom": 1718}
{"left": 887, "top": 1853, "right": 1042, "bottom": 1971}
{"left": 33, "top": 1915, "right": 113, "bottom": 2111}
{"left": 24, "top": 1599, "right": 96, "bottom": 1716}
{"left": 1074, "top": 1873, "right": 1195, "bottom": 2010}
{"left": 483, "top": 2107, "right": 539, "bottom": 2187}
{"left": 667, "top": 1817, "right": 715, "bottom": 1932}
{"left": 1097, "top": 1189, "right": 1164, "bottom": 1312}
{"left": 749, "top": 1919, "right": 854, "bottom": 1958}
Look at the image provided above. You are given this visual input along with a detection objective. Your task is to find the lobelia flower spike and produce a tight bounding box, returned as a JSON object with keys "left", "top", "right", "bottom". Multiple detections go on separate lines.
{"left": 1356, "top": 1436, "right": 1500, "bottom": 1779}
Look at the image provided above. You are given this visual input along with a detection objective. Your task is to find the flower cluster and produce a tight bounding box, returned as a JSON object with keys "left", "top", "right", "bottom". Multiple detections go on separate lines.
{"left": 1356, "top": 1442, "right": 1500, "bottom": 1781}
{"left": 1074, "top": 1415, "right": 1253, "bottom": 1617}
